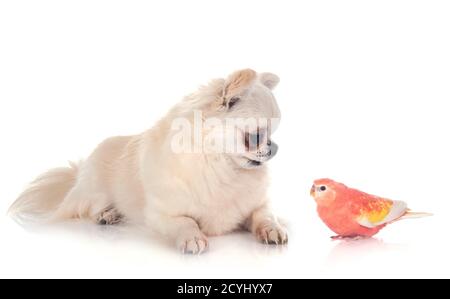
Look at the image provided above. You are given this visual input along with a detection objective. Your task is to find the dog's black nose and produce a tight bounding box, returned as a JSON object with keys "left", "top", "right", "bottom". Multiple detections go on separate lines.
{"left": 269, "top": 141, "right": 278, "bottom": 157}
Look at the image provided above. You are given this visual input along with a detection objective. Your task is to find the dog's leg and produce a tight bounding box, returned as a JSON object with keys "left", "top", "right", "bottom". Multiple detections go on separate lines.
{"left": 246, "top": 204, "right": 288, "bottom": 245}
{"left": 146, "top": 213, "right": 208, "bottom": 254}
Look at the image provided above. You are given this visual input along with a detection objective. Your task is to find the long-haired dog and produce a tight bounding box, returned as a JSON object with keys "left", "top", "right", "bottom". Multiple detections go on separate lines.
{"left": 9, "top": 69, "right": 288, "bottom": 253}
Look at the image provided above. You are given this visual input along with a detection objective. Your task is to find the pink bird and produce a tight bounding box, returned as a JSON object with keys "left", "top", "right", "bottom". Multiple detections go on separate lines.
{"left": 310, "top": 178, "right": 431, "bottom": 239}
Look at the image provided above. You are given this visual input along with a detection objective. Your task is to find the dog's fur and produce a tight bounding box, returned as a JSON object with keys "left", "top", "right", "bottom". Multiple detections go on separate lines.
{"left": 8, "top": 69, "right": 287, "bottom": 253}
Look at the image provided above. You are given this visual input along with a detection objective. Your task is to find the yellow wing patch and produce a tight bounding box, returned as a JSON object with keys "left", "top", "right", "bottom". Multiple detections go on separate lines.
{"left": 365, "top": 202, "right": 392, "bottom": 223}
{"left": 357, "top": 200, "right": 393, "bottom": 227}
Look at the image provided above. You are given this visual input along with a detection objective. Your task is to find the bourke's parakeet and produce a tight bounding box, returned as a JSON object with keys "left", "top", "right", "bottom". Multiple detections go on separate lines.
{"left": 310, "top": 178, "right": 431, "bottom": 239}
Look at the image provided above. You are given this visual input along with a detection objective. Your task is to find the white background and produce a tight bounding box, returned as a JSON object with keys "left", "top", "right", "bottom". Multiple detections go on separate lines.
{"left": 0, "top": 0, "right": 449, "bottom": 278}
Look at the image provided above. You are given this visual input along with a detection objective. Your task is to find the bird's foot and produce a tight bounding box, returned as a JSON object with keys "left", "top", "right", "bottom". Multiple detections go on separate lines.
{"left": 331, "top": 235, "right": 366, "bottom": 241}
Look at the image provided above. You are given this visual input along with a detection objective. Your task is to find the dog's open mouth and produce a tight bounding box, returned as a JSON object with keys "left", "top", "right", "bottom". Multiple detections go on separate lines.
{"left": 247, "top": 159, "right": 263, "bottom": 166}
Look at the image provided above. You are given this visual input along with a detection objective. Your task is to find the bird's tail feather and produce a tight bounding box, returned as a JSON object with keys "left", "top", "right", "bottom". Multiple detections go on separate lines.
{"left": 398, "top": 210, "right": 433, "bottom": 220}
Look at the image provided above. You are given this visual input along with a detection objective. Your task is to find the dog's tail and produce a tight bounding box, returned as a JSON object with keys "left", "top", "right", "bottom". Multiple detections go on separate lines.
{"left": 7, "top": 161, "right": 79, "bottom": 224}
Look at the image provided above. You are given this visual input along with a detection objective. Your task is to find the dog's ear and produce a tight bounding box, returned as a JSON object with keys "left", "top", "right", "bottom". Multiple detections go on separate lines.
{"left": 224, "top": 69, "right": 257, "bottom": 97}
{"left": 259, "top": 72, "right": 280, "bottom": 90}
{"left": 222, "top": 69, "right": 257, "bottom": 108}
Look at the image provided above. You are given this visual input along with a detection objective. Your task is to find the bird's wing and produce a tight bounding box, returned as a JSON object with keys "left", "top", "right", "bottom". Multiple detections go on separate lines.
{"left": 357, "top": 199, "right": 408, "bottom": 228}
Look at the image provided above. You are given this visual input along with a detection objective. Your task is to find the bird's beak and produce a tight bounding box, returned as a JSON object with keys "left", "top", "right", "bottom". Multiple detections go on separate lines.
{"left": 310, "top": 185, "right": 315, "bottom": 197}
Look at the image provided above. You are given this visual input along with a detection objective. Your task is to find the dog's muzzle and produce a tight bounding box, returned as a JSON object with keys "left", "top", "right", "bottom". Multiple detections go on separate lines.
{"left": 247, "top": 140, "right": 278, "bottom": 166}
{"left": 258, "top": 140, "right": 278, "bottom": 160}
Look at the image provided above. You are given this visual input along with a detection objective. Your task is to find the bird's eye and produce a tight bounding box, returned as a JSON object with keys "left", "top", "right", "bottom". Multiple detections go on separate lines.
{"left": 319, "top": 186, "right": 327, "bottom": 191}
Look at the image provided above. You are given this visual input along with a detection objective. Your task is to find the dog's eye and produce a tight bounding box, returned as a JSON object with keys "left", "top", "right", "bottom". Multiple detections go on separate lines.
{"left": 228, "top": 96, "right": 240, "bottom": 109}
{"left": 319, "top": 186, "right": 327, "bottom": 191}
{"left": 245, "top": 130, "right": 266, "bottom": 150}
{"left": 249, "top": 133, "right": 259, "bottom": 145}
{"left": 249, "top": 132, "right": 264, "bottom": 146}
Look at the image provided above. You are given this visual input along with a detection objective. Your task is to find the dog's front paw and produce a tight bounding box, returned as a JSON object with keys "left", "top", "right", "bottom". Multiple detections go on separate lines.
{"left": 255, "top": 222, "right": 288, "bottom": 245}
{"left": 176, "top": 230, "right": 209, "bottom": 254}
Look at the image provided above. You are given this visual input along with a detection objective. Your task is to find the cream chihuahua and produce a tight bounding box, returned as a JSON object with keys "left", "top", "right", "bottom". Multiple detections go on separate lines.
{"left": 9, "top": 69, "right": 288, "bottom": 253}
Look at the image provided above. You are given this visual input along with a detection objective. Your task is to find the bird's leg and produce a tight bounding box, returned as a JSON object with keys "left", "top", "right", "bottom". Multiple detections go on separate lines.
{"left": 331, "top": 235, "right": 366, "bottom": 241}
